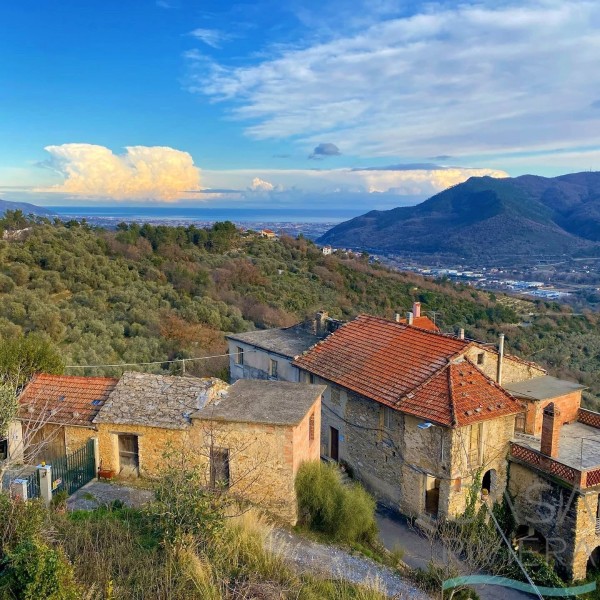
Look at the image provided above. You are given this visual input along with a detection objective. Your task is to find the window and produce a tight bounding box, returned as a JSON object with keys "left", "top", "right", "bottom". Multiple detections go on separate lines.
{"left": 210, "top": 447, "right": 230, "bottom": 489}
{"left": 0, "top": 438, "right": 7, "bottom": 461}
{"left": 469, "top": 423, "right": 482, "bottom": 467}
{"left": 309, "top": 413, "right": 315, "bottom": 441}
{"left": 330, "top": 386, "right": 341, "bottom": 406}
{"left": 514, "top": 412, "right": 526, "bottom": 434}
{"left": 477, "top": 352, "right": 485, "bottom": 365}
{"left": 235, "top": 347, "right": 244, "bottom": 365}
{"left": 269, "top": 359, "right": 278, "bottom": 379}
{"left": 381, "top": 406, "right": 392, "bottom": 429}
{"left": 309, "top": 373, "right": 315, "bottom": 384}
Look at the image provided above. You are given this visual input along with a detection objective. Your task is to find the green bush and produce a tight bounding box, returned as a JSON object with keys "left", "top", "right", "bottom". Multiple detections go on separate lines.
{"left": 295, "top": 461, "right": 377, "bottom": 544}
{"left": 1, "top": 537, "right": 80, "bottom": 600}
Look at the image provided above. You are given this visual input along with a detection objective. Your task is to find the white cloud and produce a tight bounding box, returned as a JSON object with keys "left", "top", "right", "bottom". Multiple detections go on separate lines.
{"left": 203, "top": 166, "right": 508, "bottom": 197}
{"left": 39, "top": 144, "right": 201, "bottom": 201}
{"left": 189, "top": 1, "right": 600, "bottom": 159}
{"left": 189, "top": 28, "right": 229, "bottom": 49}
{"left": 249, "top": 177, "right": 275, "bottom": 191}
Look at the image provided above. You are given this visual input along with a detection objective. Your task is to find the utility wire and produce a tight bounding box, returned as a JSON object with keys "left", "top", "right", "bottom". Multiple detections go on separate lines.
{"left": 64, "top": 350, "right": 254, "bottom": 370}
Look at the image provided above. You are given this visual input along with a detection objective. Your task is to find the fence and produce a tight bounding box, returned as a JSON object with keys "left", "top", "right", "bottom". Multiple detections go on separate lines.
{"left": 24, "top": 470, "right": 40, "bottom": 499}
{"left": 51, "top": 439, "right": 96, "bottom": 496}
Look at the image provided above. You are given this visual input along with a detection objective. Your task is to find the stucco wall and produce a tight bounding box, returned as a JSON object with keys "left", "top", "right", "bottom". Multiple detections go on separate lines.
{"left": 507, "top": 460, "right": 600, "bottom": 580}
{"left": 522, "top": 391, "right": 582, "bottom": 436}
{"left": 227, "top": 340, "right": 299, "bottom": 383}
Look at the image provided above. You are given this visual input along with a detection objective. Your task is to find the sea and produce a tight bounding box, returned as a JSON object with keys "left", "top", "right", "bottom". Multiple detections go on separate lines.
{"left": 51, "top": 207, "right": 363, "bottom": 240}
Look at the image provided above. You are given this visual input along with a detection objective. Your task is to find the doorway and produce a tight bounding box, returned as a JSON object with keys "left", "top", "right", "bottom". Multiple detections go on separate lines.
{"left": 118, "top": 434, "right": 139, "bottom": 476}
{"left": 425, "top": 475, "right": 440, "bottom": 516}
{"left": 330, "top": 426, "right": 339, "bottom": 461}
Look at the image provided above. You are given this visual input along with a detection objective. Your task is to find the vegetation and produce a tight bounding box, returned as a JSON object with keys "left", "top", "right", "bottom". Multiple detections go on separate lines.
{"left": 295, "top": 461, "right": 377, "bottom": 544}
{"left": 0, "top": 476, "right": 387, "bottom": 599}
{"left": 1, "top": 212, "right": 599, "bottom": 405}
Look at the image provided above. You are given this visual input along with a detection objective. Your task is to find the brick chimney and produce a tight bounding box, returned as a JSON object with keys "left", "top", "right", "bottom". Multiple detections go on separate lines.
{"left": 540, "top": 402, "right": 561, "bottom": 458}
{"left": 413, "top": 302, "right": 421, "bottom": 318}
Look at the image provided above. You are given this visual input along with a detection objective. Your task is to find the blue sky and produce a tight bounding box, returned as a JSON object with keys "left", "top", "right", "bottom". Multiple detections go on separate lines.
{"left": 1, "top": 0, "right": 599, "bottom": 208}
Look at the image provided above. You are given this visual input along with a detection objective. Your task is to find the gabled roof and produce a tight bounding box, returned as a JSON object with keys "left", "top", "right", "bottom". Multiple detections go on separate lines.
{"left": 227, "top": 326, "right": 320, "bottom": 359}
{"left": 293, "top": 315, "right": 470, "bottom": 408}
{"left": 93, "top": 372, "right": 228, "bottom": 430}
{"left": 400, "top": 360, "right": 523, "bottom": 427}
{"left": 396, "top": 315, "right": 439, "bottom": 331}
{"left": 192, "top": 380, "right": 325, "bottom": 426}
{"left": 18, "top": 374, "right": 118, "bottom": 427}
{"left": 293, "top": 314, "right": 522, "bottom": 427}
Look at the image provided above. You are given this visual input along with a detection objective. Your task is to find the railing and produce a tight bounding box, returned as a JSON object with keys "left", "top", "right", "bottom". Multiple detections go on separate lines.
{"left": 578, "top": 408, "right": 600, "bottom": 429}
{"left": 509, "top": 442, "right": 599, "bottom": 489}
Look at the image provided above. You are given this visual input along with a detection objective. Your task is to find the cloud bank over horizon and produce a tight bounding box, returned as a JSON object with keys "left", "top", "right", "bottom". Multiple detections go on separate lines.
{"left": 38, "top": 144, "right": 201, "bottom": 201}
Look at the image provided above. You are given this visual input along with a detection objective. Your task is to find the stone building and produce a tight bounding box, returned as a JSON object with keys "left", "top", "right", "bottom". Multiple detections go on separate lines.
{"left": 16, "top": 373, "right": 118, "bottom": 463}
{"left": 292, "top": 314, "right": 534, "bottom": 518}
{"left": 226, "top": 312, "right": 343, "bottom": 383}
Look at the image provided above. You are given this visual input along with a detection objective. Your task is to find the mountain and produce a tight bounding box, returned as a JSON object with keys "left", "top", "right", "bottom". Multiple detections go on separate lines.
{"left": 0, "top": 198, "right": 57, "bottom": 217}
{"left": 319, "top": 172, "right": 600, "bottom": 261}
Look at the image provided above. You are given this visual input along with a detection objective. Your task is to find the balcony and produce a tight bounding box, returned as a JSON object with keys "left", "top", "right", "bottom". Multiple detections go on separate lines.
{"left": 509, "top": 411, "right": 600, "bottom": 490}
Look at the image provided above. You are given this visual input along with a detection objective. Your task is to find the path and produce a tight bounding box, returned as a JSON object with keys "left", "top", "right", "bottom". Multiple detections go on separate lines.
{"left": 272, "top": 528, "right": 430, "bottom": 599}
{"left": 376, "top": 506, "right": 534, "bottom": 600}
{"left": 67, "top": 480, "right": 154, "bottom": 510}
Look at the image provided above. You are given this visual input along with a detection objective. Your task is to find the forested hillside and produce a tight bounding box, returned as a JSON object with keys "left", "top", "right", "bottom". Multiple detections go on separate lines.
{"left": 1, "top": 212, "right": 599, "bottom": 407}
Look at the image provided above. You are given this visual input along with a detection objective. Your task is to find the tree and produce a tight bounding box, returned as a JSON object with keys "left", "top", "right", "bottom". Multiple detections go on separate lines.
{"left": 0, "top": 334, "right": 64, "bottom": 388}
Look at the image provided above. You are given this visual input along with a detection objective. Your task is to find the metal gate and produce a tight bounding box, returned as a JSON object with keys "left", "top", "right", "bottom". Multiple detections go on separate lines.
{"left": 25, "top": 471, "right": 40, "bottom": 499}
{"left": 51, "top": 439, "right": 96, "bottom": 496}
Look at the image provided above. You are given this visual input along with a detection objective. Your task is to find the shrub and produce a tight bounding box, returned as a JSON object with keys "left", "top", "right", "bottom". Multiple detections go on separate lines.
{"left": 295, "top": 461, "right": 377, "bottom": 544}
{"left": 1, "top": 537, "right": 80, "bottom": 600}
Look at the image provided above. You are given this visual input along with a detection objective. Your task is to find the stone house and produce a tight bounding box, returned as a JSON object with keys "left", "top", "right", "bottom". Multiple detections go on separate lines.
{"left": 226, "top": 312, "right": 343, "bottom": 383}
{"left": 292, "top": 314, "right": 537, "bottom": 518}
{"left": 15, "top": 373, "right": 118, "bottom": 463}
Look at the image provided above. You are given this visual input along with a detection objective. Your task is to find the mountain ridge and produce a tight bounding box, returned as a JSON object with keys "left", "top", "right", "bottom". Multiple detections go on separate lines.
{"left": 319, "top": 172, "right": 600, "bottom": 260}
{"left": 0, "top": 198, "right": 57, "bottom": 217}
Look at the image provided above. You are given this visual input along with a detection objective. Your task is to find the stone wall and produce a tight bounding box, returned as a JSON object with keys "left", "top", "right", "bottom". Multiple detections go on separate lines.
{"left": 96, "top": 422, "right": 189, "bottom": 476}
{"left": 190, "top": 413, "right": 319, "bottom": 524}
{"left": 64, "top": 426, "right": 96, "bottom": 455}
{"left": 464, "top": 347, "right": 545, "bottom": 384}
{"left": 228, "top": 340, "right": 299, "bottom": 383}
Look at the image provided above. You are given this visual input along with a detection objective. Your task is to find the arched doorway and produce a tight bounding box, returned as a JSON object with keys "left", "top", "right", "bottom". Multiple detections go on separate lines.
{"left": 588, "top": 546, "right": 600, "bottom": 575}
{"left": 481, "top": 469, "right": 496, "bottom": 495}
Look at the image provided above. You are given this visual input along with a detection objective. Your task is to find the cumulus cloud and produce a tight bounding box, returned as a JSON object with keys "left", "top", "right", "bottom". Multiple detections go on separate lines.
{"left": 39, "top": 144, "right": 201, "bottom": 201}
{"left": 190, "top": 1, "right": 600, "bottom": 159}
{"left": 249, "top": 177, "right": 275, "bottom": 191}
{"left": 309, "top": 143, "right": 341, "bottom": 159}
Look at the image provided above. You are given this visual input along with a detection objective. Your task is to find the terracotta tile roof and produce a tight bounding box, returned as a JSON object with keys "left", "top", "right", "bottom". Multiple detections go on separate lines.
{"left": 293, "top": 314, "right": 523, "bottom": 427}
{"left": 400, "top": 360, "right": 524, "bottom": 426}
{"left": 18, "top": 374, "right": 118, "bottom": 427}
{"left": 396, "top": 316, "right": 440, "bottom": 331}
{"left": 293, "top": 315, "right": 470, "bottom": 407}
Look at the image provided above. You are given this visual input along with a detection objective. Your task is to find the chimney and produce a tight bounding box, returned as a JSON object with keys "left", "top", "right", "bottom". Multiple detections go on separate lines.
{"left": 413, "top": 302, "right": 421, "bottom": 318}
{"left": 459, "top": 328, "right": 465, "bottom": 340}
{"left": 497, "top": 333, "right": 505, "bottom": 386}
{"left": 316, "top": 311, "right": 329, "bottom": 337}
{"left": 394, "top": 313, "right": 401, "bottom": 323}
{"left": 540, "top": 403, "right": 561, "bottom": 458}
{"left": 406, "top": 311, "right": 414, "bottom": 325}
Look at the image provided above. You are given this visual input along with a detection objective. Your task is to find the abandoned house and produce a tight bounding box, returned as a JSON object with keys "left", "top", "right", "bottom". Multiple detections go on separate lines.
{"left": 16, "top": 373, "right": 118, "bottom": 463}
{"left": 13, "top": 371, "right": 324, "bottom": 523}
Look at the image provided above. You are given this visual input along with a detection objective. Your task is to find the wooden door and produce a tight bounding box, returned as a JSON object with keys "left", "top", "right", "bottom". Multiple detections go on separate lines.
{"left": 330, "top": 427, "right": 339, "bottom": 461}
{"left": 118, "top": 434, "right": 139, "bottom": 475}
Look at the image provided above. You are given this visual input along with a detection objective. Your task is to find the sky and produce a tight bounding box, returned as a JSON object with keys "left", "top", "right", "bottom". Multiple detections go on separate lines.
{"left": 1, "top": 0, "right": 599, "bottom": 209}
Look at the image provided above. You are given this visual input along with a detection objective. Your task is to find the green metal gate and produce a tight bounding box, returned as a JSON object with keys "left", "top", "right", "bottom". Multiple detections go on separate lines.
{"left": 51, "top": 439, "right": 96, "bottom": 496}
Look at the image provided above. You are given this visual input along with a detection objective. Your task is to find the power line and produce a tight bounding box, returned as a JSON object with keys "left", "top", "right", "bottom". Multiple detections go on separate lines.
{"left": 64, "top": 350, "right": 254, "bottom": 370}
